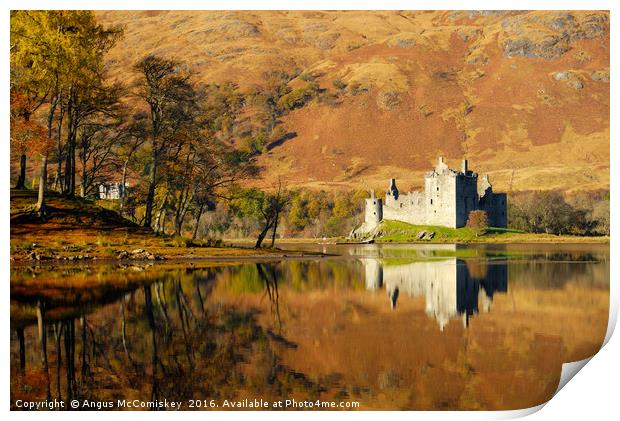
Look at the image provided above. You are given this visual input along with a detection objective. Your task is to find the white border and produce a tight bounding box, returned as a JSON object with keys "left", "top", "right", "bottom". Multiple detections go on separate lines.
{"left": 2, "top": 1, "right": 617, "bottom": 420}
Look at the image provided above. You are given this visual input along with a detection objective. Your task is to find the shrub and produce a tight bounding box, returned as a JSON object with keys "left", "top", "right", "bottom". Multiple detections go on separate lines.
{"left": 299, "top": 72, "right": 315, "bottom": 82}
{"left": 466, "top": 210, "right": 489, "bottom": 236}
{"left": 349, "top": 82, "right": 367, "bottom": 96}
{"left": 376, "top": 91, "right": 401, "bottom": 111}
{"left": 332, "top": 79, "right": 347, "bottom": 91}
{"left": 277, "top": 87, "right": 314, "bottom": 111}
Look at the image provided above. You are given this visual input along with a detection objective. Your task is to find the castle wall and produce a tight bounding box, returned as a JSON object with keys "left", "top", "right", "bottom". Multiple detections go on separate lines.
{"left": 382, "top": 191, "right": 430, "bottom": 225}
{"left": 480, "top": 192, "right": 507, "bottom": 228}
{"left": 455, "top": 174, "right": 479, "bottom": 227}
{"left": 424, "top": 171, "right": 458, "bottom": 227}
{"left": 382, "top": 171, "right": 458, "bottom": 227}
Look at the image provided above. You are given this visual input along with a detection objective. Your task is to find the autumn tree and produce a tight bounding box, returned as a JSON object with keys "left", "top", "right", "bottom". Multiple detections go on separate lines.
{"left": 134, "top": 55, "right": 197, "bottom": 228}
{"left": 466, "top": 210, "right": 489, "bottom": 237}
{"left": 10, "top": 91, "right": 47, "bottom": 189}
{"left": 230, "top": 181, "right": 290, "bottom": 248}
{"left": 189, "top": 149, "right": 257, "bottom": 239}
{"left": 510, "top": 191, "right": 576, "bottom": 235}
{"left": 10, "top": 11, "right": 123, "bottom": 212}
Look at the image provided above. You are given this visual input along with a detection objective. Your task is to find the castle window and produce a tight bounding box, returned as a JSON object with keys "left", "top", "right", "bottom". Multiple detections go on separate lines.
{"left": 437, "top": 187, "right": 439, "bottom": 191}
{"left": 400, "top": 203, "right": 403, "bottom": 208}
{"left": 430, "top": 199, "right": 433, "bottom": 205}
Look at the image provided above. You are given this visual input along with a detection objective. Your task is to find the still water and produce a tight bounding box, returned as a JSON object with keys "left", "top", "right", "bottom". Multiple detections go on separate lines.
{"left": 10, "top": 244, "right": 609, "bottom": 410}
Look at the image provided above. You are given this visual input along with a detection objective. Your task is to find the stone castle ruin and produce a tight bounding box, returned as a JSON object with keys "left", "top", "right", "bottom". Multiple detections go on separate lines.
{"left": 353, "top": 157, "right": 507, "bottom": 236}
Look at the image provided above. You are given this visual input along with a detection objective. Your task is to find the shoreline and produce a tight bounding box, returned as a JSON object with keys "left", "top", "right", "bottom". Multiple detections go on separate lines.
{"left": 11, "top": 235, "right": 609, "bottom": 263}
{"left": 228, "top": 236, "right": 610, "bottom": 246}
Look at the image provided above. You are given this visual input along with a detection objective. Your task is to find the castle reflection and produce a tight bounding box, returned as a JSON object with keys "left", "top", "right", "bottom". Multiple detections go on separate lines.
{"left": 363, "top": 258, "right": 508, "bottom": 330}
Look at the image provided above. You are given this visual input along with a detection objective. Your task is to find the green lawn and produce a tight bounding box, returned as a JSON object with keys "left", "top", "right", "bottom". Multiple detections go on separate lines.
{"left": 374, "top": 220, "right": 606, "bottom": 244}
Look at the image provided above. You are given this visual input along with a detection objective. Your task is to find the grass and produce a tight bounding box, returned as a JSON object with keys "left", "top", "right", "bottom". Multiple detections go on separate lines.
{"left": 373, "top": 220, "right": 609, "bottom": 244}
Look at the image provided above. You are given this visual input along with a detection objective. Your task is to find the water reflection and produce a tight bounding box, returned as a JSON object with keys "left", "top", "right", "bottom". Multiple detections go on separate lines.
{"left": 10, "top": 245, "right": 610, "bottom": 410}
{"left": 364, "top": 259, "right": 507, "bottom": 330}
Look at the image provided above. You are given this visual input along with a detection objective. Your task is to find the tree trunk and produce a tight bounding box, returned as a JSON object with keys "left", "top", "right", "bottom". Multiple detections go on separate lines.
{"left": 174, "top": 202, "right": 191, "bottom": 237}
{"left": 255, "top": 218, "right": 272, "bottom": 249}
{"left": 15, "top": 154, "right": 27, "bottom": 189}
{"left": 80, "top": 142, "right": 88, "bottom": 198}
{"left": 64, "top": 139, "right": 73, "bottom": 196}
{"left": 36, "top": 154, "right": 48, "bottom": 216}
{"left": 270, "top": 209, "right": 279, "bottom": 247}
{"left": 64, "top": 96, "right": 76, "bottom": 197}
{"left": 70, "top": 143, "right": 76, "bottom": 196}
{"left": 160, "top": 210, "right": 167, "bottom": 235}
{"left": 54, "top": 105, "right": 64, "bottom": 192}
{"left": 144, "top": 158, "right": 157, "bottom": 228}
{"left": 192, "top": 203, "right": 205, "bottom": 240}
{"left": 120, "top": 156, "right": 130, "bottom": 213}
{"left": 64, "top": 133, "right": 72, "bottom": 195}
{"left": 55, "top": 160, "right": 63, "bottom": 193}
{"left": 154, "top": 190, "right": 168, "bottom": 233}
{"left": 42, "top": 93, "right": 58, "bottom": 210}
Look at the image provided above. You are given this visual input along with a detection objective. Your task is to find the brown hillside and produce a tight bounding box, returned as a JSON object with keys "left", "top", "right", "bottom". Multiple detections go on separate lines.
{"left": 96, "top": 10, "right": 610, "bottom": 193}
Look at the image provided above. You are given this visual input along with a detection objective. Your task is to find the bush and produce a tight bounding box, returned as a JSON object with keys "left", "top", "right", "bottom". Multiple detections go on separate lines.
{"left": 278, "top": 87, "right": 314, "bottom": 111}
{"left": 299, "top": 72, "right": 315, "bottom": 82}
{"left": 466, "top": 210, "right": 488, "bottom": 236}
{"left": 376, "top": 91, "right": 401, "bottom": 110}
{"left": 332, "top": 79, "right": 347, "bottom": 91}
{"left": 349, "top": 82, "right": 367, "bottom": 96}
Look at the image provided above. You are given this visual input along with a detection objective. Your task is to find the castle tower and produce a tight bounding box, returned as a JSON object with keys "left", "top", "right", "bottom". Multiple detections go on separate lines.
{"left": 387, "top": 178, "right": 399, "bottom": 200}
{"left": 436, "top": 156, "right": 449, "bottom": 172}
{"left": 364, "top": 193, "right": 383, "bottom": 227}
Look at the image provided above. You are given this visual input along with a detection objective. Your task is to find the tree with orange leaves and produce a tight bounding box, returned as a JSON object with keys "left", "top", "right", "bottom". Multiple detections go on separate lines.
{"left": 10, "top": 90, "right": 49, "bottom": 189}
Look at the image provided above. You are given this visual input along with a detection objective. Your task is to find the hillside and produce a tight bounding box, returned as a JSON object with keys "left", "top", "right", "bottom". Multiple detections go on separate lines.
{"left": 95, "top": 10, "right": 610, "bottom": 193}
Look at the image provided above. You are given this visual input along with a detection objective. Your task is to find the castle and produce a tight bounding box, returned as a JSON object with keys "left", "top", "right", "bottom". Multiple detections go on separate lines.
{"left": 354, "top": 157, "right": 507, "bottom": 235}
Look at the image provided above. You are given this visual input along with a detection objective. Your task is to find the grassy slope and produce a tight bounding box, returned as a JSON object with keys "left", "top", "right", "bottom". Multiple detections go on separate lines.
{"left": 9, "top": 190, "right": 309, "bottom": 262}
{"left": 91, "top": 10, "right": 610, "bottom": 193}
{"left": 373, "top": 219, "right": 608, "bottom": 244}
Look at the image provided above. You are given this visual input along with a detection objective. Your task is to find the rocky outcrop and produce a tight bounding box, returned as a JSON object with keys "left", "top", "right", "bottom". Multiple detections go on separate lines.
{"left": 117, "top": 249, "right": 165, "bottom": 261}
{"left": 376, "top": 91, "right": 402, "bottom": 111}
{"left": 500, "top": 12, "right": 608, "bottom": 60}
{"left": 552, "top": 71, "right": 584, "bottom": 89}
{"left": 591, "top": 69, "right": 610, "bottom": 82}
